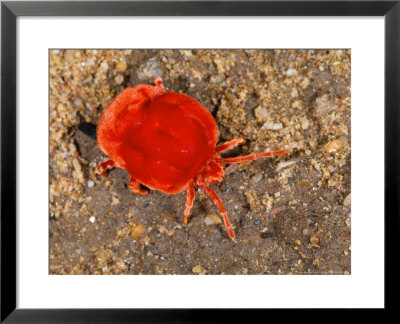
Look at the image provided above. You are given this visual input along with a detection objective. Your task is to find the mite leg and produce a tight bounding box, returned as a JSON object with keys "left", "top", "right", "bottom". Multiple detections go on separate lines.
{"left": 183, "top": 182, "right": 195, "bottom": 225}
{"left": 154, "top": 77, "right": 164, "bottom": 89}
{"left": 215, "top": 138, "right": 246, "bottom": 153}
{"left": 129, "top": 176, "right": 148, "bottom": 196}
{"left": 198, "top": 178, "right": 235, "bottom": 240}
{"left": 96, "top": 159, "right": 116, "bottom": 176}
{"left": 216, "top": 149, "right": 287, "bottom": 164}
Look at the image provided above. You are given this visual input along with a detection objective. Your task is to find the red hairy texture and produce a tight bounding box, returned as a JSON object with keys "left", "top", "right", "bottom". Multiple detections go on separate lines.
{"left": 97, "top": 82, "right": 218, "bottom": 194}
{"left": 97, "top": 84, "right": 165, "bottom": 169}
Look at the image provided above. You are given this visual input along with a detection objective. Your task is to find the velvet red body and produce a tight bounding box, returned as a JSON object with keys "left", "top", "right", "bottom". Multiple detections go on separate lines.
{"left": 97, "top": 78, "right": 287, "bottom": 239}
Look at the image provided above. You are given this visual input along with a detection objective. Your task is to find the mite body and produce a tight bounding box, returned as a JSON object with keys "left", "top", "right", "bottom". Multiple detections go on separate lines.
{"left": 96, "top": 78, "right": 287, "bottom": 239}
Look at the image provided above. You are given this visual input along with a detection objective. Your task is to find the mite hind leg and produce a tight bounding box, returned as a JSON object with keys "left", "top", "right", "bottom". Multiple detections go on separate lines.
{"left": 183, "top": 182, "right": 195, "bottom": 225}
{"left": 198, "top": 178, "right": 235, "bottom": 240}
{"left": 129, "top": 176, "right": 148, "bottom": 196}
{"left": 96, "top": 159, "right": 116, "bottom": 176}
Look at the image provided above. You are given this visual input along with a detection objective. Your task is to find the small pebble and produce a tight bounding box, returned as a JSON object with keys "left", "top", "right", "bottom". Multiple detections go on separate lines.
{"left": 277, "top": 160, "right": 297, "bottom": 170}
{"left": 115, "top": 74, "right": 124, "bottom": 85}
{"left": 183, "top": 50, "right": 193, "bottom": 57}
{"left": 343, "top": 193, "right": 351, "bottom": 207}
{"left": 270, "top": 205, "right": 286, "bottom": 215}
{"left": 100, "top": 61, "right": 109, "bottom": 71}
{"left": 314, "top": 95, "right": 337, "bottom": 116}
{"left": 112, "top": 196, "right": 120, "bottom": 205}
{"left": 192, "top": 265, "right": 206, "bottom": 275}
{"left": 137, "top": 57, "right": 162, "bottom": 79}
{"left": 89, "top": 216, "right": 95, "bottom": 223}
{"left": 130, "top": 223, "right": 146, "bottom": 240}
{"left": 72, "top": 158, "right": 81, "bottom": 172}
{"left": 324, "top": 137, "right": 348, "bottom": 153}
{"left": 74, "top": 98, "right": 83, "bottom": 108}
{"left": 87, "top": 180, "right": 95, "bottom": 188}
{"left": 204, "top": 213, "right": 221, "bottom": 225}
{"left": 310, "top": 236, "right": 320, "bottom": 245}
{"left": 300, "top": 77, "right": 310, "bottom": 89}
{"left": 251, "top": 174, "right": 263, "bottom": 184}
{"left": 116, "top": 61, "right": 127, "bottom": 72}
{"left": 262, "top": 121, "right": 283, "bottom": 130}
{"left": 254, "top": 219, "right": 261, "bottom": 225}
{"left": 158, "top": 225, "right": 167, "bottom": 234}
{"left": 260, "top": 232, "right": 273, "bottom": 239}
{"left": 254, "top": 106, "right": 269, "bottom": 122}
{"left": 292, "top": 100, "right": 303, "bottom": 109}
{"left": 300, "top": 117, "right": 310, "bottom": 130}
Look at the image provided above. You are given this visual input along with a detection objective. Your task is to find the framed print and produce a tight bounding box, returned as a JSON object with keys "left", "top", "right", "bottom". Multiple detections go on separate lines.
{"left": 1, "top": 0, "right": 399, "bottom": 322}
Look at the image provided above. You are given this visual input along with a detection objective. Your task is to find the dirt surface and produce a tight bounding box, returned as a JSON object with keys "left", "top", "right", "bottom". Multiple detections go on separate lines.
{"left": 49, "top": 49, "right": 351, "bottom": 274}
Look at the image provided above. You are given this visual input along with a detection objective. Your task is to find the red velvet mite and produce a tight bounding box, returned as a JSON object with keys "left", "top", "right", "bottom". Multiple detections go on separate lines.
{"left": 96, "top": 78, "right": 287, "bottom": 239}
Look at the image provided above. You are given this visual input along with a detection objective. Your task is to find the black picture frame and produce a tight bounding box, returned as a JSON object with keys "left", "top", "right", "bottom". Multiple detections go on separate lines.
{"left": 1, "top": 0, "right": 399, "bottom": 322}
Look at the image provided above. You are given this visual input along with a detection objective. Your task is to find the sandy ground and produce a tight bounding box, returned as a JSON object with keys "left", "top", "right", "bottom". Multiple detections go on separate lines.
{"left": 49, "top": 49, "right": 351, "bottom": 274}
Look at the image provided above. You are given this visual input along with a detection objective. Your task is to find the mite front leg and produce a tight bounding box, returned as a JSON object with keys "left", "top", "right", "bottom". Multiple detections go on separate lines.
{"left": 154, "top": 77, "right": 164, "bottom": 89}
{"left": 215, "top": 149, "right": 287, "bottom": 164}
{"left": 183, "top": 181, "right": 195, "bottom": 225}
{"left": 96, "top": 159, "right": 116, "bottom": 176}
{"left": 215, "top": 138, "right": 246, "bottom": 153}
{"left": 129, "top": 176, "right": 149, "bottom": 196}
